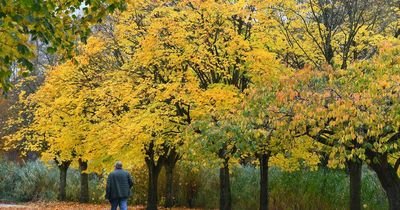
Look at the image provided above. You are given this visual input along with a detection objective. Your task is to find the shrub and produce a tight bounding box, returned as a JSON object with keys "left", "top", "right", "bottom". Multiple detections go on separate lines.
{"left": 0, "top": 160, "right": 58, "bottom": 202}
{"left": 0, "top": 158, "right": 389, "bottom": 210}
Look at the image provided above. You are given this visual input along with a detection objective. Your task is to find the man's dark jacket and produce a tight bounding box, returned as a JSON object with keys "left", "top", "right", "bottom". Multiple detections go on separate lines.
{"left": 106, "top": 169, "right": 133, "bottom": 200}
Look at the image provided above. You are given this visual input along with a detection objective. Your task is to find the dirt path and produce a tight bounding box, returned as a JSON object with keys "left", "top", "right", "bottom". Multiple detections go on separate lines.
{"left": 0, "top": 202, "right": 143, "bottom": 210}
{"left": 0, "top": 202, "right": 199, "bottom": 210}
{"left": 0, "top": 204, "right": 29, "bottom": 208}
{"left": 0, "top": 204, "right": 33, "bottom": 210}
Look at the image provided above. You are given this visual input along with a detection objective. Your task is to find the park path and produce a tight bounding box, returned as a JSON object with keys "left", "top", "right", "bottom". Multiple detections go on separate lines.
{"left": 0, "top": 202, "right": 200, "bottom": 210}
{"left": 0, "top": 204, "right": 31, "bottom": 209}
{"left": 0, "top": 202, "right": 140, "bottom": 210}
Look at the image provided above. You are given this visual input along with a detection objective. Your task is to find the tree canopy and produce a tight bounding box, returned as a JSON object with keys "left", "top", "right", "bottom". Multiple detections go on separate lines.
{"left": 0, "top": 0, "right": 126, "bottom": 94}
{"left": 2, "top": 0, "right": 400, "bottom": 210}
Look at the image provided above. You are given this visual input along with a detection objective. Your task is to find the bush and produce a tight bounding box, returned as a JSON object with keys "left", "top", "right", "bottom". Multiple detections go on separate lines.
{"left": 0, "top": 159, "right": 105, "bottom": 203}
{"left": 0, "top": 158, "right": 388, "bottom": 210}
{"left": 0, "top": 160, "right": 58, "bottom": 201}
{"left": 156, "top": 164, "right": 387, "bottom": 210}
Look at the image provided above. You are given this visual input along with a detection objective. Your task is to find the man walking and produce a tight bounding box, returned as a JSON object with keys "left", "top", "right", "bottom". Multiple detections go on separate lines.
{"left": 106, "top": 161, "right": 134, "bottom": 210}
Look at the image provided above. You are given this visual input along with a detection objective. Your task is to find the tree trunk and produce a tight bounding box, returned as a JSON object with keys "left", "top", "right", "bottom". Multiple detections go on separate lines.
{"left": 186, "top": 178, "right": 197, "bottom": 208}
{"left": 341, "top": 55, "right": 348, "bottom": 69}
{"left": 145, "top": 141, "right": 164, "bottom": 210}
{"left": 341, "top": 40, "right": 352, "bottom": 70}
{"left": 323, "top": 33, "right": 334, "bottom": 66}
{"left": 147, "top": 165, "right": 161, "bottom": 210}
{"left": 259, "top": 154, "right": 270, "bottom": 210}
{"left": 164, "top": 149, "right": 179, "bottom": 208}
{"left": 58, "top": 161, "right": 70, "bottom": 201}
{"left": 370, "top": 155, "right": 400, "bottom": 210}
{"left": 165, "top": 166, "right": 174, "bottom": 208}
{"left": 79, "top": 159, "right": 89, "bottom": 203}
{"left": 219, "top": 158, "right": 231, "bottom": 210}
{"left": 395, "top": 28, "right": 400, "bottom": 38}
{"left": 348, "top": 160, "right": 362, "bottom": 210}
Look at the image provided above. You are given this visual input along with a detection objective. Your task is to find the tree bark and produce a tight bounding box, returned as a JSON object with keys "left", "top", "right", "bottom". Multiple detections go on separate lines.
{"left": 58, "top": 161, "right": 71, "bottom": 201}
{"left": 395, "top": 28, "right": 400, "bottom": 38}
{"left": 164, "top": 149, "right": 180, "bottom": 208}
{"left": 147, "top": 164, "right": 161, "bottom": 210}
{"left": 186, "top": 178, "right": 197, "bottom": 208}
{"left": 145, "top": 142, "right": 164, "bottom": 210}
{"left": 79, "top": 159, "right": 89, "bottom": 203}
{"left": 369, "top": 155, "right": 400, "bottom": 210}
{"left": 219, "top": 158, "right": 231, "bottom": 210}
{"left": 165, "top": 166, "right": 174, "bottom": 208}
{"left": 323, "top": 32, "right": 334, "bottom": 66}
{"left": 259, "top": 154, "right": 270, "bottom": 210}
{"left": 348, "top": 160, "right": 362, "bottom": 210}
{"left": 341, "top": 53, "right": 349, "bottom": 69}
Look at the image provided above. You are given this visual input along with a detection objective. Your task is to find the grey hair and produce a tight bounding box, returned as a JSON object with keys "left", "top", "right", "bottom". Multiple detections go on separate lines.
{"left": 115, "top": 161, "right": 123, "bottom": 169}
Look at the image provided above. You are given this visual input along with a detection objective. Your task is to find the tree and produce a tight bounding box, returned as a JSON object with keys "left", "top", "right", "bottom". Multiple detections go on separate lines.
{"left": 277, "top": 63, "right": 371, "bottom": 210}
{"left": 181, "top": 1, "right": 262, "bottom": 209}
{"left": 178, "top": 1, "right": 292, "bottom": 209}
{"left": 3, "top": 35, "right": 125, "bottom": 202}
{"left": 107, "top": 2, "right": 199, "bottom": 209}
{"left": 190, "top": 85, "right": 243, "bottom": 210}
{"left": 271, "top": 0, "right": 395, "bottom": 69}
{"left": 110, "top": 2, "right": 277, "bottom": 209}
{"left": 112, "top": 2, "right": 278, "bottom": 209}
{"left": 0, "top": 39, "right": 55, "bottom": 158}
{"left": 3, "top": 82, "right": 76, "bottom": 201}
{"left": 239, "top": 76, "right": 320, "bottom": 210}
{"left": 279, "top": 41, "right": 400, "bottom": 210}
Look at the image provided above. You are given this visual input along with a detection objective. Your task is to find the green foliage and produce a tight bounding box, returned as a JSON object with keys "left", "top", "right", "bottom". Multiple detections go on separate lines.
{"left": 0, "top": 159, "right": 58, "bottom": 201}
{"left": 64, "top": 171, "right": 106, "bottom": 204}
{"left": 230, "top": 166, "right": 259, "bottom": 209}
{"left": 167, "top": 165, "right": 388, "bottom": 210}
{"left": 269, "top": 167, "right": 388, "bottom": 210}
{"left": 0, "top": 0, "right": 126, "bottom": 93}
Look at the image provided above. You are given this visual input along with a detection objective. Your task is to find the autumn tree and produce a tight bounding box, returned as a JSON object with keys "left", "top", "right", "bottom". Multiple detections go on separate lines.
{"left": 238, "top": 73, "right": 321, "bottom": 210}
{"left": 272, "top": 0, "right": 396, "bottom": 69}
{"left": 3, "top": 79, "right": 75, "bottom": 201}
{"left": 6, "top": 2, "right": 197, "bottom": 207}
{"left": 177, "top": 1, "right": 290, "bottom": 209}
{"left": 107, "top": 2, "right": 200, "bottom": 209}
{"left": 110, "top": 1, "right": 281, "bottom": 210}
{"left": 279, "top": 42, "right": 400, "bottom": 210}
{"left": 0, "top": 40, "right": 66, "bottom": 198}
{"left": 3, "top": 35, "right": 126, "bottom": 202}
{"left": 189, "top": 85, "right": 244, "bottom": 210}
{"left": 181, "top": 1, "right": 253, "bottom": 209}
{"left": 276, "top": 64, "right": 370, "bottom": 210}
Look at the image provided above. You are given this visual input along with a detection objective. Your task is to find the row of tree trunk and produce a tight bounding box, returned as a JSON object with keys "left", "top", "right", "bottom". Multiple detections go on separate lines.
{"left": 55, "top": 154, "right": 400, "bottom": 210}
{"left": 56, "top": 146, "right": 179, "bottom": 210}
{"left": 219, "top": 152, "right": 270, "bottom": 210}
{"left": 221, "top": 154, "right": 400, "bottom": 210}
{"left": 145, "top": 142, "right": 181, "bottom": 210}
{"left": 57, "top": 159, "right": 89, "bottom": 203}
{"left": 146, "top": 154, "right": 179, "bottom": 210}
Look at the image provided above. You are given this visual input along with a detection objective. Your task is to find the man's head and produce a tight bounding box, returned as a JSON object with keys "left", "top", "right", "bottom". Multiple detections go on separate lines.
{"left": 115, "top": 161, "right": 123, "bottom": 170}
